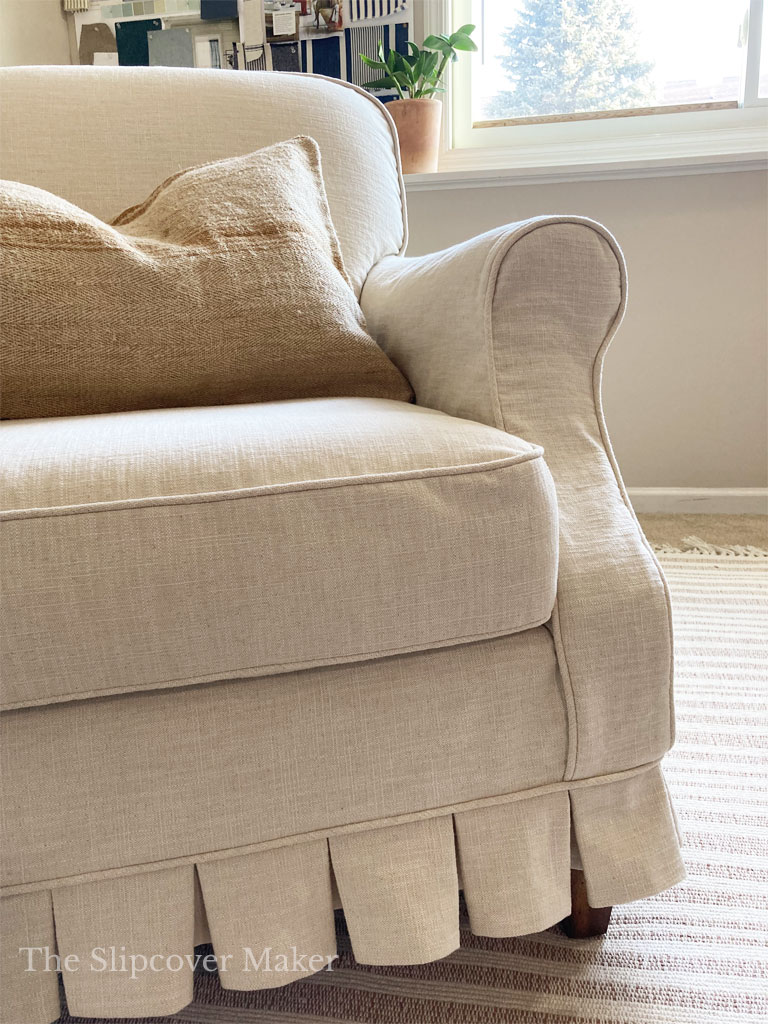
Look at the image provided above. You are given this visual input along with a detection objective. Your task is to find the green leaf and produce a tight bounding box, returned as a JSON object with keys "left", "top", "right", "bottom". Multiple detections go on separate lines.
{"left": 450, "top": 36, "right": 477, "bottom": 51}
{"left": 359, "top": 54, "right": 387, "bottom": 69}
{"left": 361, "top": 75, "right": 395, "bottom": 91}
{"left": 454, "top": 24, "right": 475, "bottom": 37}
{"left": 391, "top": 51, "right": 415, "bottom": 80}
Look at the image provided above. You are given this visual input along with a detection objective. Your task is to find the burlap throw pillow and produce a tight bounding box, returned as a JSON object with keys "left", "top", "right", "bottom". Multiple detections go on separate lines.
{"left": 1, "top": 137, "right": 412, "bottom": 419}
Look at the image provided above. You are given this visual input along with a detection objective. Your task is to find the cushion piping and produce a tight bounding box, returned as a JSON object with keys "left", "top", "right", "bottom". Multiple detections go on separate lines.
{"left": 0, "top": 612, "right": 554, "bottom": 713}
{"left": 1, "top": 446, "right": 544, "bottom": 520}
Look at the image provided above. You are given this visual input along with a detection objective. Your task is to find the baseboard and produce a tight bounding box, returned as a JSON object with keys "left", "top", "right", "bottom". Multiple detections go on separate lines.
{"left": 627, "top": 487, "right": 768, "bottom": 514}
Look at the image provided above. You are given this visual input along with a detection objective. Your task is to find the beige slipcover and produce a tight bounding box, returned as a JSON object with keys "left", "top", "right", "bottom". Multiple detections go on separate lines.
{"left": 1, "top": 399, "right": 557, "bottom": 708}
{"left": 0, "top": 66, "right": 684, "bottom": 1024}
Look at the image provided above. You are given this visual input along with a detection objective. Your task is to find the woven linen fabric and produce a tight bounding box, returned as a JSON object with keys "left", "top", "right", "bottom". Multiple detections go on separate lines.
{"left": 0, "top": 66, "right": 406, "bottom": 297}
{"left": 362, "top": 217, "right": 674, "bottom": 782}
{"left": 0, "top": 628, "right": 565, "bottom": 888}
{"left": 0, "top": 398, "right": 558, "bottom": 709}
{"left": 0, "top": 618, "right": 683, "bottom": 1021}
{"left": 1, "top": 137, "right": 412, "bottom": 420}
{"left": 196, "top": 841, "right": 337, "bottom": 991}
{"left": 0, "top": 768, "right": 682, "bottom": 1021}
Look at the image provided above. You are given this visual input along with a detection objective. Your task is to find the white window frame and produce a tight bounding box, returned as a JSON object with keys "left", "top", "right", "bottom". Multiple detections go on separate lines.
{"left": 414, "top": 0, "right": 768, "bottom": 184}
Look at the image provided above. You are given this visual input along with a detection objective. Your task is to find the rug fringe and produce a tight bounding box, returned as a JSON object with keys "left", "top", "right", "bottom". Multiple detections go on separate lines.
{"left": 652, "top": 535, "right": 768, "bottom": 558}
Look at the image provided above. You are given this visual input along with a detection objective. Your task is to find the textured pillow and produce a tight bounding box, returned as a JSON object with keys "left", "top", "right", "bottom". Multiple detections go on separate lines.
{"left": 1, "top": 137, "right": 412, "bottom": 419}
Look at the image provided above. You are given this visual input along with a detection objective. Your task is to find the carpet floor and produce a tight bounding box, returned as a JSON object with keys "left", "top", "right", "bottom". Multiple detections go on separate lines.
{"left": 637, "top": 514, "right": 767, "bottom": 551}
{"left": 60, "top": 548, "right": 768, "bottom": 1024}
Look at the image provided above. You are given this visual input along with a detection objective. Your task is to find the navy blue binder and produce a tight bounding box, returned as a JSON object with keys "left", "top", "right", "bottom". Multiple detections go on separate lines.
{"left": 115, "top": 18, "right": 162, "bottom": 66}
{"left": 201, "top": 0, "right": 239, "bottom": 19}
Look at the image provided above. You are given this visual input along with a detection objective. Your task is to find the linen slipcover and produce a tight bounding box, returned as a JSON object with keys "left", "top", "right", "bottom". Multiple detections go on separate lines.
{"left": 362, "top": 217, "right": 674, "bottom": 779}
{"left": 1, "top": 633, "right": 683, "bottom": 1020}
{"left": 0, "top": 66, "right": 685, "bottom": 1024}
{"left": 0, "top": 398, "right": 558, "bottom": 710}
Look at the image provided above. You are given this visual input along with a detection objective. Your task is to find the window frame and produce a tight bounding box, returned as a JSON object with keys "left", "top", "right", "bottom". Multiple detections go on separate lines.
{"left": 417, "top": 0, "right": 768, "bottom": 181}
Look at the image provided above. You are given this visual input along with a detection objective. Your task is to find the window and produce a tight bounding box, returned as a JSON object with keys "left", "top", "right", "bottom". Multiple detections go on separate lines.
{"left": 472, "top": 0, "right": 750, "bottom": 126}
{"left": 758, "top": 0, "right": 768, "bottom": 94}
{"left": 432, "top": 0, "right": 768, "bottom": 175}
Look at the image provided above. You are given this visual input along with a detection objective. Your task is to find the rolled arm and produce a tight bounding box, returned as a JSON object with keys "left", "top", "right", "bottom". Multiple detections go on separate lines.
{"left": 361, "top": 217, "right": 674, "bottom": 782}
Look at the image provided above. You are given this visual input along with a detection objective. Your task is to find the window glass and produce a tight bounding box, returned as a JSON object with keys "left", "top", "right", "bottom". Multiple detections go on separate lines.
{"left": 472, "top": 0, "right": 746, "bottom": 123}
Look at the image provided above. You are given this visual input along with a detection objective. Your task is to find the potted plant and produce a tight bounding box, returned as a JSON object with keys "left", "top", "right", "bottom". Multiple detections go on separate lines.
{"left": 360, "top": 25, "right": 477, "bottom": 174}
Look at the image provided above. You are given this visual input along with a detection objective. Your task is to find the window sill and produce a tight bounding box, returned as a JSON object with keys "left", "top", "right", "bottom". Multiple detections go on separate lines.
{"left": 405, "top": 124, "right": 768, "bottom": 190}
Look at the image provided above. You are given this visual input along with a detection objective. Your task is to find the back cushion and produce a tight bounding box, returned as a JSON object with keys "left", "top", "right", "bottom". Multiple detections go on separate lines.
{"left": 1, "top": 137, "right": 412, "bottom": 420}
{"left": 0, "top": 66, "right": 407, "bottom": 297}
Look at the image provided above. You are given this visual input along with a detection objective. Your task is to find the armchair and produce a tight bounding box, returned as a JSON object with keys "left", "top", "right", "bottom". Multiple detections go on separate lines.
{"left": 0, "top": 66, "right": 684, "bottom": 1024}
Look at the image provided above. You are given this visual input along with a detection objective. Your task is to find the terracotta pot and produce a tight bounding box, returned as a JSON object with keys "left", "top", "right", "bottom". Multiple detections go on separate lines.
{"left": 386, "top": 98, "right": 442, "bottom": 174}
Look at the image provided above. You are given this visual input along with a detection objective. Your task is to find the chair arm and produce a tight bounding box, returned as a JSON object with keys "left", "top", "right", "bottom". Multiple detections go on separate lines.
{"left": 361, "top": 216, "right": 674, "bottom": 781}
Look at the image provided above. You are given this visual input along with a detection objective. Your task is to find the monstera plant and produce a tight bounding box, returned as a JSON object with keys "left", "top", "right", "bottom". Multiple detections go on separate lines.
{"left": 360, "top": 25, "right": 477, "bottom": 174}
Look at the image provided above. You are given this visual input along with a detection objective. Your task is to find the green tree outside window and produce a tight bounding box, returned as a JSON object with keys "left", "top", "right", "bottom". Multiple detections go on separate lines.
{"left": 486, "top": 0, "right": 655, "bottom": 120}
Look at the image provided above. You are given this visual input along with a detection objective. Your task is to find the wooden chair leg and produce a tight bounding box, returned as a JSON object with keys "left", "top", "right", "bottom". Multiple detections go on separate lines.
{"left": 561, "top": 869, "right": 613, "bottom": 938}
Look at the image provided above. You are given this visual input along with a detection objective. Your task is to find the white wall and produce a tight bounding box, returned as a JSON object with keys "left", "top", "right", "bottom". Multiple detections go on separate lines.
{"left": 0, "top": 0, "right": 71, "bottom": 66}
{"left": 405, "top": 170, "right": 768, "bottom": 489}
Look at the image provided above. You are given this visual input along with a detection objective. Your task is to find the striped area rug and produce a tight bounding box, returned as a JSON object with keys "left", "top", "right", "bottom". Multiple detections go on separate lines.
{"left": 61, "top": 551, "right": 768, "bottom": 1024}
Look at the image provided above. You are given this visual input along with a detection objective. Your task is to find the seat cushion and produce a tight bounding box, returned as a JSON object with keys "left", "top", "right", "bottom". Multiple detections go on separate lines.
{"left": 0, "top": 398, "right": 558, "bottom": 710}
